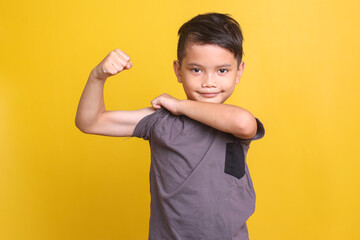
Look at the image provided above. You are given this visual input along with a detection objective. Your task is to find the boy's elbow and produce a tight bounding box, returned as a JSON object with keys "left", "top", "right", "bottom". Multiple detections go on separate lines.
{"left": 233, "top": 113, "right": 257, "bottom": 139}
{"left": 75, "top": 118, "right": 92, "bottom": 134}
{"left": 76, "top": 124, "right": 89, "bottom": 134}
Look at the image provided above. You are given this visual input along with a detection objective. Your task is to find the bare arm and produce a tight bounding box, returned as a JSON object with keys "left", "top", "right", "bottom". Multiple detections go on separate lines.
{"left": 75, "top": 49, "right": 155, "bottom": 137}
{"left": 151, "top": 94, "right": 257, "bottom": 139}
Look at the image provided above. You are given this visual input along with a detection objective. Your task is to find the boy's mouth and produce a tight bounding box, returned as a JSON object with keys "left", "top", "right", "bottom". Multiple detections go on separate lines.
{"left": 198, "top": 92, "right": 220, "bottom": 98}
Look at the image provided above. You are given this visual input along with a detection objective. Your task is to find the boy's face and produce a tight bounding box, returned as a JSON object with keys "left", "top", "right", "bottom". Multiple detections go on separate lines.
{"left": 173, "top": 43, "right": 245, "bottom": 104}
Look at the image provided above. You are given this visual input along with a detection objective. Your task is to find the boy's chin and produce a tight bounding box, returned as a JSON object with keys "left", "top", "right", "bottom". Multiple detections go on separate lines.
{"left": 187, "top": 97, "right": 226, "bottom": 104}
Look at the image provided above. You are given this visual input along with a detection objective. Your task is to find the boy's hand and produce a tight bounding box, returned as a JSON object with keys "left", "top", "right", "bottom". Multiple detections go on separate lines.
{"left": 91, "top": 49, "right": 133, "bottom": 80}
{"left": 151, "top": 94, "right": 183, "bottom": 115}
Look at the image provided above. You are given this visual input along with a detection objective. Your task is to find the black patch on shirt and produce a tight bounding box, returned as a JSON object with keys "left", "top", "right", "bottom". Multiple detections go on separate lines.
{"left": 224, "top": 143, "right": 245, "bottom": 179}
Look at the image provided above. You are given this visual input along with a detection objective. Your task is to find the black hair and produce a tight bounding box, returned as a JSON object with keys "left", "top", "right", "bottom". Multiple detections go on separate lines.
{"left": 177, "top": 13, "right": 244, "bottom": 67}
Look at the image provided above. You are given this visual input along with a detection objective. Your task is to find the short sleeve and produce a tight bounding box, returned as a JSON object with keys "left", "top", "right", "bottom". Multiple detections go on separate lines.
{"left": 131, "top": 108, "right": 168, "bottom": 140}
{"left": 236, "top": 117, "right": 265, "bottom": 142}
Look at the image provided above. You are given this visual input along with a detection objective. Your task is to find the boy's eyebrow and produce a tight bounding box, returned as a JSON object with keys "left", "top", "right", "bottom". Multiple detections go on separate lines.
{"left": 187, "top": 63, "right": 232, "bottom": 68}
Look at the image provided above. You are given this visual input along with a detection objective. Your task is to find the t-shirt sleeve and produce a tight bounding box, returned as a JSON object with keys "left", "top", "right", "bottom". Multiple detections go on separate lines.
{"left": 131, "top": 108, "right": 167, "bottom": 140}
{"left": 236, "top": 117, "right": 265, "bottom": 142}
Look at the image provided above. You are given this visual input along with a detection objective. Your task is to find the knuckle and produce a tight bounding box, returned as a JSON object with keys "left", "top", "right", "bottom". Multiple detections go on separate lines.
{"left": 115, "top": 48, "right": 131, "bottom": 61}
{"left": 114, "top": 48, "right": 123, "bottom": 53}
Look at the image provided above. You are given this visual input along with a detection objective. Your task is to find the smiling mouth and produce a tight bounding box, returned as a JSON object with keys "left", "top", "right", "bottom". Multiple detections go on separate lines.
{"left": 198, "top": 92, "right": 220, "bottom": 98}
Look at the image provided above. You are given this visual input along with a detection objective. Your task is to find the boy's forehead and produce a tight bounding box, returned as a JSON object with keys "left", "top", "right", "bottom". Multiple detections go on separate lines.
{"left": 183, "top": 43, "right": 237, "bottom": 65}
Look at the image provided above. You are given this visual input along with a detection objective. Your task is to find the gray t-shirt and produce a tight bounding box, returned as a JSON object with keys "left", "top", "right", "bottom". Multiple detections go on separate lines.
{"left": 132, "top": 107, "right": 265, "bottom": 240}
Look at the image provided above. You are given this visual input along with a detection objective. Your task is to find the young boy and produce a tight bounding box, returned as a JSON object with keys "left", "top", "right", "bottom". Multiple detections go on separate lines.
{"left": 75, "top": 13, "right": 265, "bottom": 240}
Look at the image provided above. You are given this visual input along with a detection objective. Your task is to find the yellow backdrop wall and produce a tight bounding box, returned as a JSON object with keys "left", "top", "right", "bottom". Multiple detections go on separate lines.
{"left": 1, "top": 0, "right": 359, "bottom": 239}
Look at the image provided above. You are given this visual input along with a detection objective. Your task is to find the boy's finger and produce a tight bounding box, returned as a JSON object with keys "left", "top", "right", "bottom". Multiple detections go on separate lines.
{"left": 106, "top": 64, "right": 118, "bottom": 75}
{"left": 151, "top": 99, "right": 161, "bottom": 109}
{"left": 111, "top": 62, "right": 121, "bottom": 72}
{"left": 125, "top": 61, "right": 133, "bottom": 70}
{"left": 114, "top": 48, "right": 131, "bottom": 62}
{"left": 112, "top": 57, "right": 128, "bottom": 70}
{"left": 152, "top": 104, "right": 161, "bottom": 110}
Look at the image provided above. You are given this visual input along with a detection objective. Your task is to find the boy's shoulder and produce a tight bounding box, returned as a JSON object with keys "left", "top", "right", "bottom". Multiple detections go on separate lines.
{"left": 132, "top": 107, "right": 209, "bottom": 141}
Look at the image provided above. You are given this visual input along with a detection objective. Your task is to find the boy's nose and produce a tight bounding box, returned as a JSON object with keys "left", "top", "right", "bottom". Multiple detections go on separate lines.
{"left": 201, "top": 74, "right": 217, "bottom": 88}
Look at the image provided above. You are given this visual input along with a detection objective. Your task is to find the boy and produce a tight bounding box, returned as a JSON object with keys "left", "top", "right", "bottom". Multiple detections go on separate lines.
{"left": 75, "top": 13, "right": 265, "bottom": 240}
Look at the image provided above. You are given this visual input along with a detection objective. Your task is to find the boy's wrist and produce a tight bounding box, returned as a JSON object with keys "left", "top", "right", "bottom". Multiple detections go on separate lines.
{"left": 178, "top": 99, "right": 188, "bottom": 115}
{"left": 89, "top": 69, "right": 107, "bottom": 83}
{"left": 90, "top": 69, "right": 107, "bottom": 81}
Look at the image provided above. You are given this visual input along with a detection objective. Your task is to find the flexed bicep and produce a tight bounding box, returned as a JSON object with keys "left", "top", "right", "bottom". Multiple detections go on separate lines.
{"left": 82, "top": 107, "right": 156, "bottom": 137}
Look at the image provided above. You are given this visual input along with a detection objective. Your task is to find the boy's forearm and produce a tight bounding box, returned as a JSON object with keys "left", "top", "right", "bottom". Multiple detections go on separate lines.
{"left": 178, "top": 100, "right": 257, "bottom": 139}
{"left": 75, "top": 70, "right": 107, "bottom": 131}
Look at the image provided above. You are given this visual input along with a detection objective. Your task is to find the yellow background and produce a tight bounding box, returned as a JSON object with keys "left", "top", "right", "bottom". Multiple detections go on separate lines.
{"left": 1, "top": 0, "right": 359, "bottom": 239}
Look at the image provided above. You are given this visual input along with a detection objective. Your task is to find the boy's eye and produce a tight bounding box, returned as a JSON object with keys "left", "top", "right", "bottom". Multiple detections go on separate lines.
{"left": 218, "top": 69, "right": 228, "bottom": 73}
{"left": 191, "top": 68, "right": 201, "bottom": 73}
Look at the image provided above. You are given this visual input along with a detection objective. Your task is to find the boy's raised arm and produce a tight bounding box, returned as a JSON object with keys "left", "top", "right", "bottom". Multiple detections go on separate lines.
{"left": 75, "top": 49, "right": 155, "bottom": 137}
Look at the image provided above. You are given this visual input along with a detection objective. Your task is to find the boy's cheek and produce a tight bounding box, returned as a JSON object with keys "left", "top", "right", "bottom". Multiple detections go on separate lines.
{"left": 182, "top": 72, "right": 192, "bottom": 79}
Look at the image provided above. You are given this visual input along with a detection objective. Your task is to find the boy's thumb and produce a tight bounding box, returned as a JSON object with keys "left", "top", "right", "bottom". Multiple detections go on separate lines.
{"left": 125, "top": 61, "right": 133, "bottom": 70}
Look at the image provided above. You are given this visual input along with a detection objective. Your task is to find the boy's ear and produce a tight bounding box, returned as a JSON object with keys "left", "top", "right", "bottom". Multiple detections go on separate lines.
{"left": 235, "top": 61, "right": 245, "bottom": 84}
{"left": 173, "top": 60, "right": 182, "bottom": 83}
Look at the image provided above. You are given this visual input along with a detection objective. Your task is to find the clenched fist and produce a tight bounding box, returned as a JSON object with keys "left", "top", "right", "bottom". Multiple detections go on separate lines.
{"left": 91, "top": 49, "right": 133, "bottom": 80}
